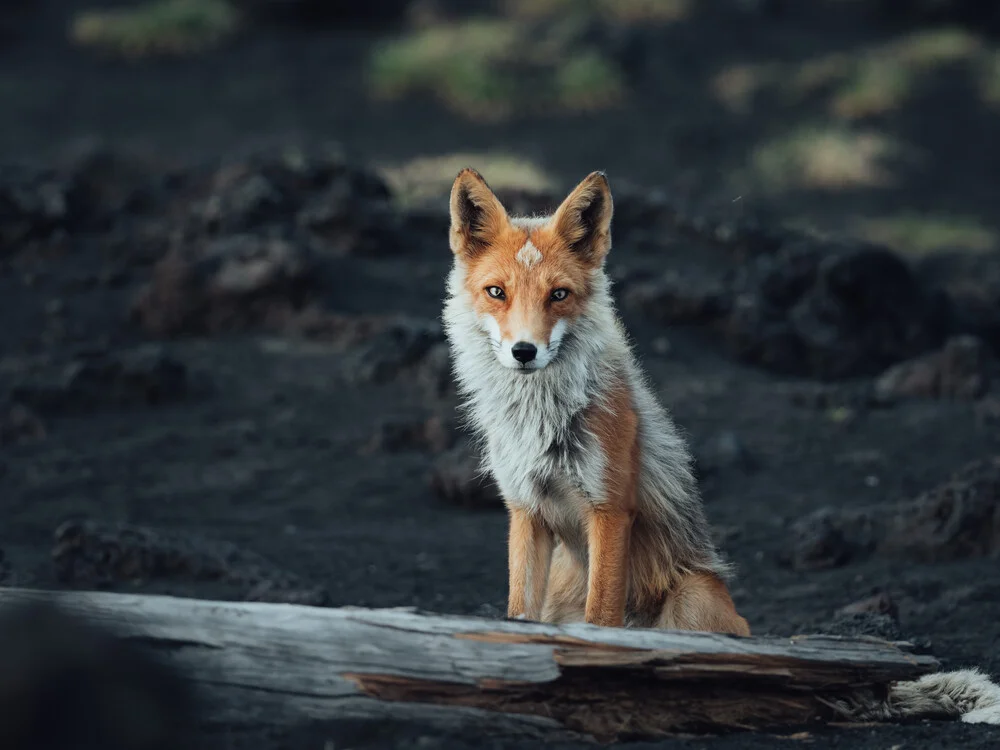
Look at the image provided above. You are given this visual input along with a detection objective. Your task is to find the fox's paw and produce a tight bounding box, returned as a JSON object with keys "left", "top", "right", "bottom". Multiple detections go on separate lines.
{"left": 505, "top": 613, "right": 536, "bottom": 623}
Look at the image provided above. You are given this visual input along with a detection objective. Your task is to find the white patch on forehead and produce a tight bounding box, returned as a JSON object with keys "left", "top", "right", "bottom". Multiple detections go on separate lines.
{"left": 516, "top": 241, "right": 543, "bottom": 268}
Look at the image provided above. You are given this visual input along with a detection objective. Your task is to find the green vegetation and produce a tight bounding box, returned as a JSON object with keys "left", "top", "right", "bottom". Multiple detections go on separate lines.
{"left": 367, "top": 16, "right": 626, "bottom": 120}
{"left": 553, "top": 51, "right": 625, "bottom": 111}
{"left": 366, "top": 0, "right": 693, "bottom": 121}
{"left": 853, "top": 214, "right": 998, "bottom": 256}
{"left": 794, "top": 29, "right": 982, "bottom": 120}
{"left": 977, "top": 50, "right": 1000, "bottom": 108}
{"left": 714, "top": 28, "right": 996, "bottom": 120}
{"left": 379, "top": 153, "right": 555, "bottom": 208}
{"left": 818, "top": 29, "right": 980, "bottom": 119}
{"left": 710, "top": 62, "right": 775, "bottom": 114}
{"left": 71, "top": 0, "right": 239, "bottom": 59}
{"left": 749, "top": 126, "right": 904, "bottom": 192}
{"left": 368, "top": 20, "right": 524, "bottom": 120}
{"left": 828, "top": 57, "right": 915, "bottom": 119}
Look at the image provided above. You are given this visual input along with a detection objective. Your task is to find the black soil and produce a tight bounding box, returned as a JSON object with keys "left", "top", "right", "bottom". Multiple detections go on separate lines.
{"left": 1, "top": 2, "right": 1000, "bottom": 749}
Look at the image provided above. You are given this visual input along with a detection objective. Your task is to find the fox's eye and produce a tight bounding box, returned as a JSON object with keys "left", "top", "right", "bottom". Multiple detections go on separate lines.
{"left": 551, "top": 288, "right": 570, "bottom": 301}
{"left": 486, "top": 286, "right": 506, "bottom": 300}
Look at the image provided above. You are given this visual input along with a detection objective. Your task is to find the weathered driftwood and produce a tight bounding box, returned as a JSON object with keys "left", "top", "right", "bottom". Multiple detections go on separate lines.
{"left": 0, "top": 588, "right": 940, "bottom": 742}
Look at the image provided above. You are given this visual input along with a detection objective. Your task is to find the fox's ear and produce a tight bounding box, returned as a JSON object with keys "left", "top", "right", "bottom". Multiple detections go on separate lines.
{"left": 550, "top": 171, "right": 613, "bottom": 266}
{"left": 449, "top": 168, "right": 509, "bottom": 259}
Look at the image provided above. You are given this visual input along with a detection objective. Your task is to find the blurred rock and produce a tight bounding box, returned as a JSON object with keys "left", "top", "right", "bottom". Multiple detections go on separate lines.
{"left": 821, "top": 611, "right": 903, "bottom": 641}
{"left": 52, "top": 520, "right": 325, "bottom": 603}
{"left": 62, "top": 147, "right": 164, "bottom": 231}
{"left": 940, "top": 275, "right": 1000, "bottom": 353}
{"left": 194, "top": 167, "right": 286, "bottom": 232}
{"left": 101, "top": 147, "right": 402, "bottom": 267}
{"left": 609, "top": 184, "right": 788, "bottom": 261}
{"left": 0, "top": 165, "right": 72, "bottom": 250}
{"left": 975, "top": 396, "right": 1000, "bottom": 427}
{"left": 694, "top": 430, "right": 757, "bottom": 477}
{"left": 290, "top": 309, "right": 395, "bottom": 345}
{"left": 784, "top": 509, "right": 865, "bottom": 571}
{"left": 874, "top": 335, "right": 990, "bottom": 403}
{"left": 726, "top": 241, "right": 950, "bottom": 379}
{"left": 0, "top": 402, "right": 45, "bottom": 445}
{"left": 836, "top": 591, "right": 899, "bottom": 621}
{"left": 124, "top": 148, "right": 412, "bottom": 335}
{"left": 1, "top": 151, "right": 166, "bottom": 254}
{"left": 189, "top": 149, "right": 393, "bottom": 235}
{"left": 11, "top": 346, "right": 188, "bottom": 416}
{"left": 787, "top": 456, "right": 1000, "bottom": 568}
{"left": 414, "top": 342, "right": 455, "bottom": 398}
{"left": 361, "top": 414, "right": 457, "bottom": 455}
{"left": 131, "top": 235, "right": 319, "bottom": 336}
{"left": 785, "top": 381, "right": 881, "bottom": 412}
{"left": 877, "top": 456, "right": 1000, "bottom": 563}
{"left": 0, "top": 600, "right": 197, "bottom": 750}
{"left": 428, "top": 442, "right": 503, "bottom": 511}
{"left": 341, "top": 317, "right": 446, "bottom": 385}
{"left": 289, "top": 310, "right": 454, "bottom": 389}
{"left": 623, "top": 271, "right": 730, "bottom": 324}
{"left": 297, "top": 178, "right": 402, "bottom": 257}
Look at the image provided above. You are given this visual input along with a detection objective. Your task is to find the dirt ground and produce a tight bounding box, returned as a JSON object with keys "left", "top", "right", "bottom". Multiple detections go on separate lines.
{"left": 2, "top": 2, "right": 1000, "bottom": 749}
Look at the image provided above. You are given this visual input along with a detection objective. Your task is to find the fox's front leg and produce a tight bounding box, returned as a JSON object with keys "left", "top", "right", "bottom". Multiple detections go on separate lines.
{"left": 506, "top": 504, "right": 555, "bottom": 621}
{"left": 583, "top": 504, "right": 635, "bottom": 627}
{"left": 582, "top": 381, "right": 640, "bottom": 628}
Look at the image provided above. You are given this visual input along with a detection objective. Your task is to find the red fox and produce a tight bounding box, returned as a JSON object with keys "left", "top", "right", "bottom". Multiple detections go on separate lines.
{"left": 442, "top": 168, "right": 750, "bottom": 635}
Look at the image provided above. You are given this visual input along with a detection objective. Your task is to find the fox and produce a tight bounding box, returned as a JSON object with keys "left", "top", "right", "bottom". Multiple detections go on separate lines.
{"left": 440, "top": 167, "right": 1000, "bottom": 727}
{"left": 442, "top": 167, "right": 750, "bottom": 635}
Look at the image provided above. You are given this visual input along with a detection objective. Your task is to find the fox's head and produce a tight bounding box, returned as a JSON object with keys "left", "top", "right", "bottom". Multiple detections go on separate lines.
{"left": 447, "top": 168, "right": 613, "bottom": 373}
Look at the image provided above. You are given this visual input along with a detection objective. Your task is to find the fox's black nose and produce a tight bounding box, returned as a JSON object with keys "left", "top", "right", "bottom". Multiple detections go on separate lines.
{"left": 511, "top": 342, "right": 537, "bottom": 363}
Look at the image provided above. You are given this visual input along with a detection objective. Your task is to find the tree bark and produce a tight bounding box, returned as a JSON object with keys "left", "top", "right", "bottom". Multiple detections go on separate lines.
{"left": 0, "top": 588, "right": 940, "bottom": 742}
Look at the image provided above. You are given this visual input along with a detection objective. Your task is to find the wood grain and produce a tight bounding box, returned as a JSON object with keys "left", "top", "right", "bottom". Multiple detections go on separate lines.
{"left": 0, "top": 587, "right": 940, "bottom": 742}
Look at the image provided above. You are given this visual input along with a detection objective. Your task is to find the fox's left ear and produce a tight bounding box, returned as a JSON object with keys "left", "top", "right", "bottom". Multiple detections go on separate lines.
{"left": 550, "top": 171, "right": 613, "bottom": 266}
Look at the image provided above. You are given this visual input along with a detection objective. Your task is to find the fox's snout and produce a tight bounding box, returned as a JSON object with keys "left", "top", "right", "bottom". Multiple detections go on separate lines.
{"left": 481, "top": 315, "right": 567, "bottom": 372}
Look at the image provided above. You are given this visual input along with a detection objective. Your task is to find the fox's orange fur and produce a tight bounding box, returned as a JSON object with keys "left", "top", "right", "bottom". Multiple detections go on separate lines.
{"left": 443, "top": 168, "right": 749, "bottom": 636}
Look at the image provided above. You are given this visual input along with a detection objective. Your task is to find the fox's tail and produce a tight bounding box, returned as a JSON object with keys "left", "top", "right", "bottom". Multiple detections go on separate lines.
{"left": 835, "top": 668, "right": 1000, "bottom": 725}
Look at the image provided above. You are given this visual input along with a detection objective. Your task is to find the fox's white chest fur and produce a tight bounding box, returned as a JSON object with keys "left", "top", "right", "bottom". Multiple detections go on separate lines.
{"left": 444, "top": 264, "right": 614, "bottom": 537}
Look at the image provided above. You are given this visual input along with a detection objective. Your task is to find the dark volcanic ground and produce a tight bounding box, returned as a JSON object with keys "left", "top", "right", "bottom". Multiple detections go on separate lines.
{"left": 2, "top": 147, "right": 1000, "bottom": 750}
{"left": 2, "top": 2, "right": 1000, "bottom": 749}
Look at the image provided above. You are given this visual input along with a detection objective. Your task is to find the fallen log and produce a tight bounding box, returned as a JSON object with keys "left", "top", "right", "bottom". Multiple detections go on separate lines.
{"left": 0, "top": 587, "right": 942, "bottom": 742}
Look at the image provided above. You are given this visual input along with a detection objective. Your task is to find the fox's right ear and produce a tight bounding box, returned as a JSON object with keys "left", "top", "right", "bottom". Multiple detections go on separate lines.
{"left": 449, "top": 168, "right": 509, "bottom": 259}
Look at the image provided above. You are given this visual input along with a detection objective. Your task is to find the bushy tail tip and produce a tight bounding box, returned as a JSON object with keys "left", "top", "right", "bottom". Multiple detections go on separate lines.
{"left": 836, "top": 668, "right": 1000, "bottom": 725}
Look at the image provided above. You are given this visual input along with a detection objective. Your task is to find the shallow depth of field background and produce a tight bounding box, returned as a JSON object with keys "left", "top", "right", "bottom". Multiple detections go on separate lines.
{"left": 1, "top": 0, "right": 999, "bottom": 252}
{"left": 2, "top": 2, "right": 1000, "bottom": 750}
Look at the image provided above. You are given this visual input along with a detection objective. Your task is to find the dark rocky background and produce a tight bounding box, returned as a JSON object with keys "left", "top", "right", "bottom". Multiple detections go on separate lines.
{"left": 2, "top": 0, "right": 1000, "bottom": 748}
